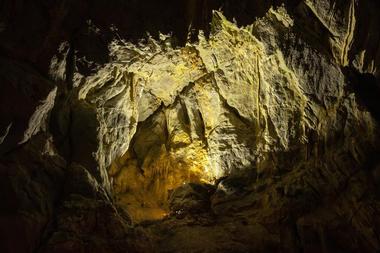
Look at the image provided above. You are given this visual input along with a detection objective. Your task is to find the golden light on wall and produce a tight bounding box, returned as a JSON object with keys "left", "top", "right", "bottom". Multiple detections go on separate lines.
{"left": 109, "top": 139, "right": 215, "bottom": 222}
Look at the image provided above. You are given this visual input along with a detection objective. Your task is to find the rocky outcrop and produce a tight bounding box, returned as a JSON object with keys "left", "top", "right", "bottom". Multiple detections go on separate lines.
{"left": 1, "top": 0, "right": 380, "bottom": 253}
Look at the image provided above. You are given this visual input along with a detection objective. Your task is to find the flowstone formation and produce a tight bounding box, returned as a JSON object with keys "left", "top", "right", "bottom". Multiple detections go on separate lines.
{"left": 77, "top": 8, "right": 377, "bottom": 227}
{"left": 1, "top": 1, "right": 380, "bottom": 253}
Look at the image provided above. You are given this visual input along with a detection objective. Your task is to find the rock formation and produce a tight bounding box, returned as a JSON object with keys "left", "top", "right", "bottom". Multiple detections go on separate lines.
{"left": 1, "top": 1, "right": 380, "bottom": 252}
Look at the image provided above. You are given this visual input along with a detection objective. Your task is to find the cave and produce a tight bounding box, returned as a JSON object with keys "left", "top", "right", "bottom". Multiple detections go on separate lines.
{"left": 1, "top": 1, "right": 380, "bottom": 252}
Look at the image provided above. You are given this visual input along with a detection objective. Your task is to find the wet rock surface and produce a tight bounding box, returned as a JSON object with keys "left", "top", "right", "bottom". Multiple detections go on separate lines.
{"left": 1, "top": 1, "right": 380, "bottom": 252}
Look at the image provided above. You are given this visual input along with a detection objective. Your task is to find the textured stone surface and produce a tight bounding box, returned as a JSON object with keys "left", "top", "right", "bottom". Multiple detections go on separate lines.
{"left": 0, "top": 57, "right": 57, "bottom": 155}
{"left": 1, "top": 0, "right": 380, "bottom": 253}
{"left": 0, "top": 134, "right": 66, "bottom": 253}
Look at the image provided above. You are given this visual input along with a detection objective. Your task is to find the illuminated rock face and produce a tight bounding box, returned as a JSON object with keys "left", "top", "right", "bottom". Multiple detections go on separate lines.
{"left": 76, "top": 8, "right": 377, "bottom": 223}
{"left": 1, "top": 1, "right": 380, "bottom": 253}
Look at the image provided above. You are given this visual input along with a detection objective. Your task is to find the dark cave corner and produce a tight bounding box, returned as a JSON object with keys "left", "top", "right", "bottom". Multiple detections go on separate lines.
{"left": 345, "top": 67, "right": 380, "bottom": 122}
{"left": 1, "top": 0, "right": 380, "bottom": 253}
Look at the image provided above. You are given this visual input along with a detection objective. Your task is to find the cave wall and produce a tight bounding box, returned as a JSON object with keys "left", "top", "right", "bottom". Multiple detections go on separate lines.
{"left": 1, "top": 1, "right": 380, "bottom": 253}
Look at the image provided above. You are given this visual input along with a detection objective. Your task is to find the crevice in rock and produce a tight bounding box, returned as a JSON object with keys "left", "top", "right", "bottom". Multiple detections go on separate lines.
{"left": 65, "top": 40, "right": 75, "bottom": 91}
{"left": 344, "top": 67, "right": 380, "bottom": 121}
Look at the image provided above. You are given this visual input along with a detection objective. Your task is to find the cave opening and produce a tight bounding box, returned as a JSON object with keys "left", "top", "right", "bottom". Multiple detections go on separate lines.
{"left": 345, "top": 67, "right": 380, "bottom": 121}
{"left": 108, "top": 148, "right": 214, "bottom": 223}
{"left": 107, "top": 110, "right": 220, "bottom": 223}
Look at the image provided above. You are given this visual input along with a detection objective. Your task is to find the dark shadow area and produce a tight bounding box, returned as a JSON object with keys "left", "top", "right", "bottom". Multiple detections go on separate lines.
{"left": 344, "top": 67, "right": 380, "bottom": 122}
{"left": 0, "top": 0, "right": 302, "bottom": 74}
{"left": 88, "top": 0, "right": 301, "bottom": 43}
